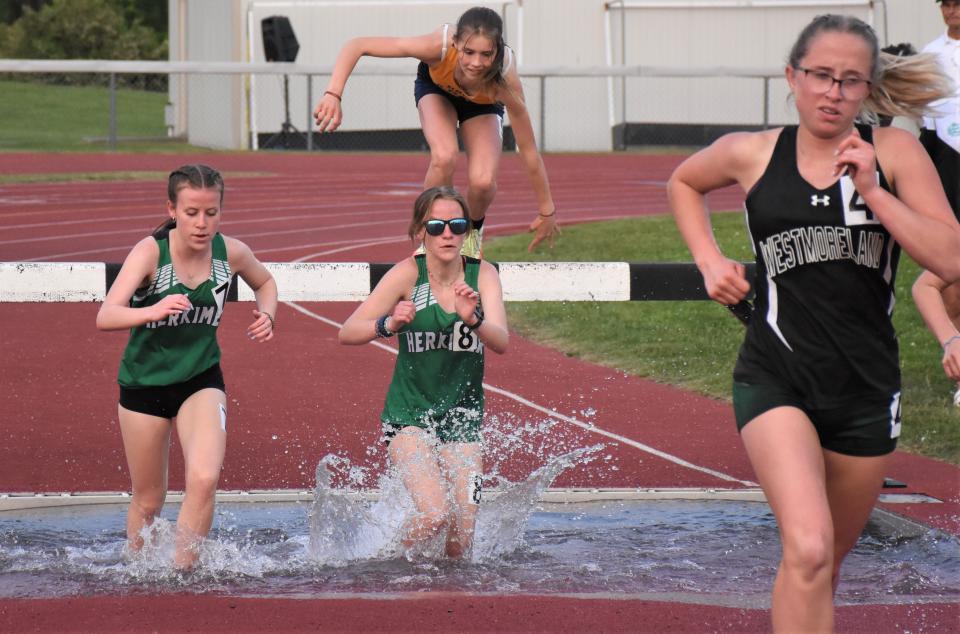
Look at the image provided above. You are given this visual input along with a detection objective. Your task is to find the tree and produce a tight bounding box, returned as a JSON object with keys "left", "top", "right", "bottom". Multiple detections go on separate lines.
{"left": 3, "top": 0, "right": 165, "bottom": 60}
{"left": 112, "top": 0, "right": 166, "bottom": 34}
{"left": 0, "top": 0, "right": 168, "bottom": 89}
{"left": 0, "top": 1, "right": 50, "bottom": 26}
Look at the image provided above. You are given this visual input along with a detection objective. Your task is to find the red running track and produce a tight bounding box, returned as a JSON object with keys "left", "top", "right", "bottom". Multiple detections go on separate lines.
{"left": 0, "top": 152, "right": 957, "bottom": 632}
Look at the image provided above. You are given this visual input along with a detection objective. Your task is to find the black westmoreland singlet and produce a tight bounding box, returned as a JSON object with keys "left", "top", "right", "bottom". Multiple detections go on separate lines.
{"left": 734, "top": 124, "right": 901, "bottom": 408}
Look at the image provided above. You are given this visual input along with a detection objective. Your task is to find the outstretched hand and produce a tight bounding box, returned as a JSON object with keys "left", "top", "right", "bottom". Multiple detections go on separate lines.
{"left": 527, "top": 213, "right": 560, "bottom": 252}
{"left": 313, "top": 93, "right": 343, "bottom": 133}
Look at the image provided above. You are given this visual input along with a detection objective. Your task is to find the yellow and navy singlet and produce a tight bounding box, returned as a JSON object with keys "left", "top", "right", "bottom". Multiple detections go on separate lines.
{"left": 381, "top": 255, "right": 485, "bottom": 433}
{"left": 118, "top": 230, "right": 232, "bottom": 388}
{"left": 427, "top": 23, "right": 512, "bottom": 104}
{"left": 734, "top": 124, "right": 901, "bottom": 408}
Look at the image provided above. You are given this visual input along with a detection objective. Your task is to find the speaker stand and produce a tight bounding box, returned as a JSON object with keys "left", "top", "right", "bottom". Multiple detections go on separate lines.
{"left": 262, "top": 74, "right": 301, "bottom": 149}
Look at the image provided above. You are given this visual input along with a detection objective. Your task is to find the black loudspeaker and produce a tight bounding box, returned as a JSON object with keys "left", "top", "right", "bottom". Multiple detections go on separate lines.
{"left": 261, "top": 16, "right": 299, "bottom": 62}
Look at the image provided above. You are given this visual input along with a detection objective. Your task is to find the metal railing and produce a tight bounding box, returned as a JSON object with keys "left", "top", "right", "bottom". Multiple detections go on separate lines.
{"left": 0, "top": 59, "right": 789, "bottom": 152}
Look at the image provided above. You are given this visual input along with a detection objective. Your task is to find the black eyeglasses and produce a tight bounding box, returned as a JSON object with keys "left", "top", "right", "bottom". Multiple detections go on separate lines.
{"left": 795, "top": 67, "right": 872, "bottom": 99}
{"left": 424, "top": 218, "right": 470, "bottom": 236}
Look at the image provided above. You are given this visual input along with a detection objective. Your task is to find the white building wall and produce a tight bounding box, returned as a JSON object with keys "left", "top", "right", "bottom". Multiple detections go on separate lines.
{"left": 180, "top": 0, "right": 246, "bottom": 149}
{"left": 171, "top": 0, "right": 954, "bottom": 151}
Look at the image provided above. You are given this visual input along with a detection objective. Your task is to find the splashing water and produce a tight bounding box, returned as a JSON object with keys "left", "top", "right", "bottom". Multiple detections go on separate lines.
{"left": 306, "top": 443, "right": 604, "bottom": 565}
{"left": 1, "top": 498, "right": 958, "bottom": 603}
{"left": 307, "top": 455, "right": 406, "bottom": 564}
{"left": 1, "top": 413, "right": 957, "bottom": 604}
{"left": 474, "top": 445, "right": 602, "bottom": 560}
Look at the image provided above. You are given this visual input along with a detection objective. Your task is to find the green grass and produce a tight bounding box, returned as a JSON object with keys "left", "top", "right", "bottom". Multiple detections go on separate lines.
{"left": 485, "top": 213, "right": 960, "bottom": 464}
{"left": 0, "top": 171, "right": 169, "bottom": 184}
{"left": 0, "top": 80, "right": 204, "bottom": 152}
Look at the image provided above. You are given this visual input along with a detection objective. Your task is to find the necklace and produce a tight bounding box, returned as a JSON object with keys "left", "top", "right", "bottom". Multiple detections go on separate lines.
{"left": 428, "top": 261, "right": 463, "bottom": 289}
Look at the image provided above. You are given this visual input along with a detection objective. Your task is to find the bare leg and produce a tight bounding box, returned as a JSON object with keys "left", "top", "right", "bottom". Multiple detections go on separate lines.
{"left": 418, "top": 95, "right": 460, "bottom": 190}
{"left": 173, "top": 388, "right": 227, "bottom": 569}
{"left": 823, "top": 449, "right": 889, "bottom": 592}
{"left": 439, "top": 442, "right": 482, "bottom": 558}
{"left": 118, "top": 405, "right": 171, "bottom": 553}
{"left": 389, "top": 427, "right": 450, "bottom": 551}
{"left": 459, "top": 114, "right": 503, "bottom": 223}
{"left": 740, "top": 407, "right": 835, "bottom": 633}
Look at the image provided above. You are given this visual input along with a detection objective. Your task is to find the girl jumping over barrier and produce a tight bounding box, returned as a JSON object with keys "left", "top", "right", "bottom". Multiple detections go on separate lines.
{"left": 97, "top": 165, "right": 278, "bottom": 569}
{"left": 668, "top": 15, "right": 958, "bottom": 632}
{"left": 314, "top": 6, "right": 558, "bottom": 256}
{"left": 339, "top": 186, "right": 508, "bottom": 558}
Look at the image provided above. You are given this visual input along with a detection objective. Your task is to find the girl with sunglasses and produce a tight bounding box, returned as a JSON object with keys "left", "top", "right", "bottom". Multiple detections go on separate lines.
{"left": 314, "top": 6, "right": 558, "bottom": 256}
{"left": 97, "top": 165, "right": 278, "bottom": 569}
{"left": 340, "top": 186, "right": 508, "bottom": 558}
{"left": 668, "top": 15, "right": 958, "bottom": 632}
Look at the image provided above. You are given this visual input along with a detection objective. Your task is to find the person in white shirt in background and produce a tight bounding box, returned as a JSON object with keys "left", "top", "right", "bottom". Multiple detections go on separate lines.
{"left": 920, "top": 0, "right": 960, "bottom": 213}
{"left": 913, "top": 0, "right": 960, "bottom": 406}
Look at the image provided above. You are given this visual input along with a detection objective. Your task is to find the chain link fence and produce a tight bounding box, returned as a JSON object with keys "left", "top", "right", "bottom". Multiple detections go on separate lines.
{"left": 0, "top": 60, "right": 794, "bottom": 152}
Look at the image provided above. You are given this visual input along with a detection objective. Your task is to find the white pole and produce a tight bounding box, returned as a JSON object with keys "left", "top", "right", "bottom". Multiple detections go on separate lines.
{"left": 515, "top": 0, "right": 523, "bottom": 66}
{"left": 247, "top": 2, "right": 260, "bottom": 150}
{"left": 603, "top": 3, "right": 617, "bottom": 129}
{"left": 613, "top": 0, "right": 872, "bottom": 7}
{"left": 178, "top": 0, "right": 187, "bottom": 136}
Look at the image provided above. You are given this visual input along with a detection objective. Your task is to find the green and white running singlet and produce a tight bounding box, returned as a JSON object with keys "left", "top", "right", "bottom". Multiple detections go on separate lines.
{"left": 118, "top": 231, "right": 232, "bottom": 388}
{"left": 381, "top": 255, "right": 485, "bottom": 442}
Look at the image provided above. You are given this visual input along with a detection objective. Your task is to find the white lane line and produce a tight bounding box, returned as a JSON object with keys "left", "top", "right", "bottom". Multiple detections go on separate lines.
{"left": 18, "top": 232, "right": 412, "bottom": 262}
{"left": 283, "top": 301, "right": 756, "bottom": 487}
{"left": 2, "top": 217, "right": 412, "bottom": 247}
{"left": 287, "top": 214, "right": 642, "bottom": 262}
{"left": 15, "top": 211, "right": 645, "bottom": 262}
{"left": 291, "top": 237, "right": 411, "bottom": 262}
{"left": 13, "top": 211, "right": 633, "bottom": 261}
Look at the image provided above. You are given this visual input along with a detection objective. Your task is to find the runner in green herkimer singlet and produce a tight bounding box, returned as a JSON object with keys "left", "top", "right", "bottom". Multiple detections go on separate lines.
{"left": 380, "top": 252, "right": 485, "bottom": 443}
{"left": 97, "top": 165, "right": 278, "bottom": 570}
{"left": 340, "top": 186, "right": 509, "bottom": 559}
{"left": 118, "top": 231, "right": 232, "bottom": 388}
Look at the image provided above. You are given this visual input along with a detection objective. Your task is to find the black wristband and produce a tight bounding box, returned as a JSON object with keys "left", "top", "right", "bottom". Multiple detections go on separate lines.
{"left": 375, "top": 314, "right": 395, "bottom": 338}
{"left": 466, "top": 307, "right": 484, "bottom": 331}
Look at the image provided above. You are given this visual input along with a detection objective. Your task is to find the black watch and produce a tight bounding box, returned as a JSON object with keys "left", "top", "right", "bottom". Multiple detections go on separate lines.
{"left": 466, "top": 307, "right": 484, "bottom": 331}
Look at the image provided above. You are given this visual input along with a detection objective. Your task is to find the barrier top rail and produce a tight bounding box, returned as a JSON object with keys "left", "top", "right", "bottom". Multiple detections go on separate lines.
{"left": 0, "top": 261, "right": 757, "bottom": 304}
{"left": 607, "top": 0, "right": 876, "bottom": 7}
{"left": 0, "top": 59, "right": 784, "bottom": 80}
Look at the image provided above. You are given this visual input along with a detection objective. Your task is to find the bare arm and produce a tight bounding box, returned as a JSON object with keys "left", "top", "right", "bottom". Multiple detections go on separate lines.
{"left": 339, "top": 258, "right": 418, "bottom": 345}
{"left": 457, "top": 261, "right": 508, "bottom": 354}
{"left": 315, "top": 29, "right": 445, "bottom": 132}
{"left": 96, "top": 237, "right": 194, "bottom": 331}
{"left": 667, "top": 131, "right": 770, "bottom": 305}
{"left": 855, "top": 127, "right": 960, "bottom": 282}
{"left": 227, "top": 237, "right": 278, "bottom": 342}
{"left": 912, "top": 270, "right": 957, "bottom": 345}
{"left": 498, "top": 66, "right": 558, "bottom": 251}
{"left": 912, "top": 270, "right": 960, "bottom": 382}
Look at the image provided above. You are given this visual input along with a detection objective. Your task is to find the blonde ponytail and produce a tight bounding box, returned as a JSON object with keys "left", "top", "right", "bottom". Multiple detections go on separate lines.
{"left": 865, "top": 52, "right": 955, "bottom": 121}
{"left": 789, "top": 15, "right": 956, "bottom": 124}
